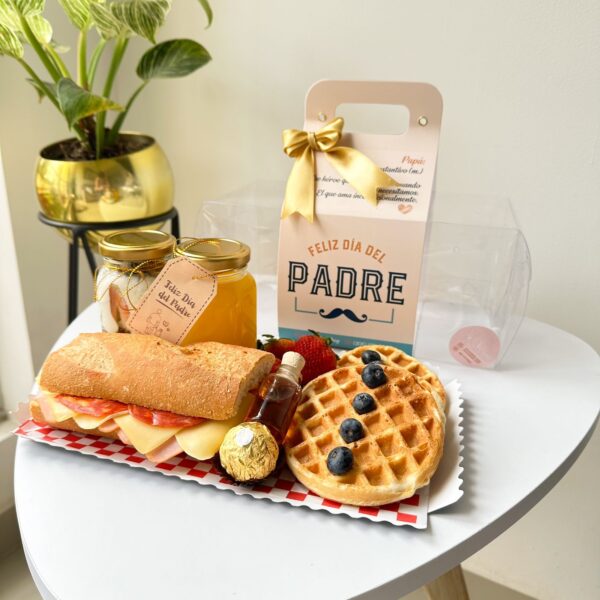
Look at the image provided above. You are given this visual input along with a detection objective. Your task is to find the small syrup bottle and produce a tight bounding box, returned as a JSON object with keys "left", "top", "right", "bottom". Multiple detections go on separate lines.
{"left": 219, "top": 352, "right": 305, "bottom": 482}
{"left": 247, "top": 351, "right": 305, "bottom": 443}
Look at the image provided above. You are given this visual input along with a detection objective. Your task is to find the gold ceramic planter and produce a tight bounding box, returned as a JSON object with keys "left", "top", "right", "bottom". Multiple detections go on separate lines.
{"left": 35, "top": 133, "right": 174, "bottom": 249}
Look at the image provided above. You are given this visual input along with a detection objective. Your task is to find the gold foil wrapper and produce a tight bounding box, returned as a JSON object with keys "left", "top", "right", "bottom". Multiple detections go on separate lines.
{"left": 219, "top": 422, "right": 279, "bottom": 482}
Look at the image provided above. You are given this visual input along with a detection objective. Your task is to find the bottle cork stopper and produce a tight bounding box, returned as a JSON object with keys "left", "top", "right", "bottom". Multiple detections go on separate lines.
{"left": 281, "top": 351, "right": 305, "bottom": 379}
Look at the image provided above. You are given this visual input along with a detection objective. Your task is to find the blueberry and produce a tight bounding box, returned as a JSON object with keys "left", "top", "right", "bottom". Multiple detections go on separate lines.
{"left": 326, "top": 447, "right": 354, "bottom": 475}
{"left": 339, "top": 418, "right": 364, "bottom": 443}
{"left": 361, "top": 362, "right": 387, "bottom": 388}
{"left": 361, "top": 349, "right": 381, "bottom": 364}
{"left": 352, "top": 392, "right": 376, "bottom": 414}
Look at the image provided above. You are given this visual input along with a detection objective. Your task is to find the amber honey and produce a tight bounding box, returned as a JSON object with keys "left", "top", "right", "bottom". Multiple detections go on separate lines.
{"left": 248, "top": 368, "right": 302, "bottom": 444}
{"left": 182, "top": 268, "right": 256, "bottom": 347}
{"left": 176, "top": 238, "right": 257, "bottom": 348}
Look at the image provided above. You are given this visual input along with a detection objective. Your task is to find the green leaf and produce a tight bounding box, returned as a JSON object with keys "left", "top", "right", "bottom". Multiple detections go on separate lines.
{"left": 197, "top": 0, "right": 212, "bottom": 27}
{"left": 13, "top": 0, "right": 44, "bottom": 16}
{"left": 27, "top": 13, "right": 51, "bottom": 43}
{"left": 57, "top": 0, "right": 91, "bottom": 30}
{"left": 0, "top": 1, "right": 20, "bottom": 31}
{"left": 27, "top": 77, "right": 55, "bottom": 101}
{"left": 0, "top": 22, "right": 23, "bottom": 57}
{"left": 0, "top": 1, "right": 53, "bottom": 45}
{"left": 136, "top": 38, "right": 210, "bottom": 80}
{"left": 56, "top": 77, "right": 122, "bottom": 127}
{"left": 90, "top": 1, "right": 123, "bottom": 39}
{"left": 110, "top": 0, "right": 169, "bottom": 43}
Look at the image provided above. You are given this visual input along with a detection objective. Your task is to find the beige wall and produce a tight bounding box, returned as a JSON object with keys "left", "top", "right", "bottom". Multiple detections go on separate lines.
{"left": 0, "top": 1, "right": 598, "bottom": 598}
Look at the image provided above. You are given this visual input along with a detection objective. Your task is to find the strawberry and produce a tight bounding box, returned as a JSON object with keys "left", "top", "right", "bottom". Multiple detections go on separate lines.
{"left": 293, "top": 330, "right": 338, "bottom": 384}
{"left": 270, "top": 358, "right": 282, "bottom": 373}
{"left": 261, "top": 335, "right": 296, "bottom": 359}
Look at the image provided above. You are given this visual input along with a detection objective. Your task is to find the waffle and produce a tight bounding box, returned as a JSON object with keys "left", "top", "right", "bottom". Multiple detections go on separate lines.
{"left": 285, "top": 364, "right": 445, "bottom": 506}
{"left": 338, "top": 345, "right": 446, "bottom": 408}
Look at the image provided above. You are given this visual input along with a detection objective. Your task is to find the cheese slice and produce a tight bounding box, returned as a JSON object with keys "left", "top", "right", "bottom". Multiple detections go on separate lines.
{"left": 176, "top": 394, "right": 253, "bottom": 461}
{"left": 114, "top": 414, "right": 182, "bottom": 454}
{"left": 42, "top": 394, "right": 76, "bottom": 422}
{"left": 176, "top": 420, "right": 235, "bottom": 461}
{"left": 72, "top": 411, "right": 127, "bottom": 430}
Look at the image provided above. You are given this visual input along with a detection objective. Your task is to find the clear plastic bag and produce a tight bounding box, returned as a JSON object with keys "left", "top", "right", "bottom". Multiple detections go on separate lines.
{"left": 196, "top": 181, "right": 282, "bottom": 276}
{"left": 415, "top": 195, "right": 531, "bottom": 368}
{"left": 197, "top": 187, "right": 531, "bottom": 368}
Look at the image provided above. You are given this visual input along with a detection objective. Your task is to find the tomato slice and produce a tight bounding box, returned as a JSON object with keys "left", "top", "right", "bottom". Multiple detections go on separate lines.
{"left": 128, "top": 405, "right": 204, "bottom": 428}
{"left": 56, "top": 394, "right": 127, "bottom": 417}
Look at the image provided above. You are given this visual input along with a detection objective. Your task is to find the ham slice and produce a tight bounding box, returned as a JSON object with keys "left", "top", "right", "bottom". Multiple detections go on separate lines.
{"left": 146, "top": 437, "right": 184, "bottom": 464}
{"left": 34, "top": 393, "right": 57, "bottom": 424}
{"left": 117, "top": 430, "right": 131, "bottom": 446}
{"left": 98, "top": 420, "right": 120, "bottom": 433}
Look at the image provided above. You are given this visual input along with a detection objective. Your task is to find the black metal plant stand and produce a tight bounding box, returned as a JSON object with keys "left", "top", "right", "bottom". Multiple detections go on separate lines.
{"left": 38, "top": 207, "right": 180, "bottom": 324}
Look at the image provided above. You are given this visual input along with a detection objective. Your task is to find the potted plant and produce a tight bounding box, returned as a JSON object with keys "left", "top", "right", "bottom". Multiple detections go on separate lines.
{"left": 0, "top": 0, "right": 212, "bottom": 246}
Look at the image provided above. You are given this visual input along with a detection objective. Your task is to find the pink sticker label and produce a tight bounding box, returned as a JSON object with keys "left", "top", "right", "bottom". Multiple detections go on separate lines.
{"left": 449, "top": 326, "right": 500, "bottom": 368}
{"left": 127, "top": 258, "right": 217, "bottom": 344}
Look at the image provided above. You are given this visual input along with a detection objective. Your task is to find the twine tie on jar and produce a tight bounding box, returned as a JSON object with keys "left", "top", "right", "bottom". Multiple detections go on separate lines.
{"left": 94, "top": 258, "right": 166, "bottom": 310}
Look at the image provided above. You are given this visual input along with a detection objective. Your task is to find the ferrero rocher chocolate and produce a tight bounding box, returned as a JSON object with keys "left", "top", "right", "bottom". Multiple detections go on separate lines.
{"left": 219, "top": 422, "right": 279, "bottom": 482}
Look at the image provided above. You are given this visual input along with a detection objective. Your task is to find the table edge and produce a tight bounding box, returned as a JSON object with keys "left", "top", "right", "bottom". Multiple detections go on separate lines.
{"left": 354, "top": 410, "right": 599, "bottom": 598}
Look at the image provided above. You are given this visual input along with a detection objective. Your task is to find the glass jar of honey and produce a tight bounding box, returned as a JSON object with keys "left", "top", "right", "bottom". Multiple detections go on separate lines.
{"left": 175, "top": 238, "right": 257, "bottom": 348}
{"left": 96, "top": 230, "right": 175, "bottom": 333}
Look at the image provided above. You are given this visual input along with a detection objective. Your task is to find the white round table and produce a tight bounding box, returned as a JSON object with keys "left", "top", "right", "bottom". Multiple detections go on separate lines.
{"left": 15, "top": 286, "right": 600, "bottom": 600}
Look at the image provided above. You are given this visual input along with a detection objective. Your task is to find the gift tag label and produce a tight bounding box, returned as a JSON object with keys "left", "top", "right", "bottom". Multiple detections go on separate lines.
{"left": 127, "top": 257, "right": 217, "bottom": 344}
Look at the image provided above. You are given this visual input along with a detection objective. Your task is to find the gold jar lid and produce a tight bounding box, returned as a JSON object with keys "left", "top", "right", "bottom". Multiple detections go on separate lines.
{"left": 98, "top": 230, "right": 175, "bottom": 261}
{"left": 174, "top": 238, "right": 250, "bottom": 272}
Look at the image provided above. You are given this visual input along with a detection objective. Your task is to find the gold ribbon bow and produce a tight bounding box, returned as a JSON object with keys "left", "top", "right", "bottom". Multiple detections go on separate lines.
{"left": 281, "top": 116, "right": 399, "bottom": 222}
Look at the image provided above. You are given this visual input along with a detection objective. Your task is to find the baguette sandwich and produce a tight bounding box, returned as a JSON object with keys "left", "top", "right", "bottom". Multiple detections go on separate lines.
{"left": 30, "top": 333, "right": 275, "bottom": 463}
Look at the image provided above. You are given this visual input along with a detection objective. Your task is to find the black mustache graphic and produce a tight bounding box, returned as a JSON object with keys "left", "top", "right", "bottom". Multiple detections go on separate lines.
{"left": 319, "top": 308, "right": 368, "bottom": 323}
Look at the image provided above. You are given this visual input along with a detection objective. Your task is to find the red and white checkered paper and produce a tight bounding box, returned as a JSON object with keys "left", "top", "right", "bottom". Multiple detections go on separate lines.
{"left": 14, "top": 419, "right": 428, "bottom": 528}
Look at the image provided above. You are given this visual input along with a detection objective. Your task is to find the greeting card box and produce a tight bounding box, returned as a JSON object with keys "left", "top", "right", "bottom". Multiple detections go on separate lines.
{"left": 277, "top": 80, "right": 442, "bottom": 352}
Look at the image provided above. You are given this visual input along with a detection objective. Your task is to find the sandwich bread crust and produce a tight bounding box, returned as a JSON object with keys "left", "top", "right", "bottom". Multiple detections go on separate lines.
{"left": 39, "top": 334, "right": 275, "bottom": 420}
